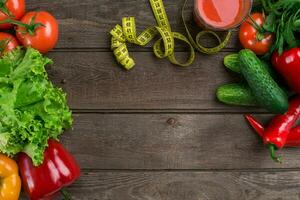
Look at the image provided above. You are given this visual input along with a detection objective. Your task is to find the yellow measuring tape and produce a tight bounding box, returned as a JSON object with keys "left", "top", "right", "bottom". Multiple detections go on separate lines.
{"left": 110, "top": 0, "right": 232, "bottom": 70}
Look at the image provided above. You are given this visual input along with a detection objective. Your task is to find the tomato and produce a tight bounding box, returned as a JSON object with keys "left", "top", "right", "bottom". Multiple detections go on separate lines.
{"left": 0, "top": 32, "right": 19, "bottom": 56}
{"left": 16, "top": 11, "right": 58, "bottom": 53}
{"left": 0, "top": 0, "right": 25, "bottom": 29}
{"left": 239, "top": 13, "right": 274, "bottom": 55}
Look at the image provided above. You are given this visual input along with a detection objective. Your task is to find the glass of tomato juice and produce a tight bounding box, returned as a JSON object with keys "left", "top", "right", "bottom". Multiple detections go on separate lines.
{"left": 194, "top": 0, "right": 253, "bottom": 30}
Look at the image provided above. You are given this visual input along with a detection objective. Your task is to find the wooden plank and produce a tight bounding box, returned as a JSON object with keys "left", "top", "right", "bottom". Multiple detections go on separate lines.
{"left": 48, "top": 51, "right": 257, "bottom": 111}
{"left": 58, "top": 170, "right": 300, "bottom": 200}
{"left": 27, "top": 0, "right": 240, "bottom": 49}
{"left": 63, "top": 113, "right": 300, "bottom": 170}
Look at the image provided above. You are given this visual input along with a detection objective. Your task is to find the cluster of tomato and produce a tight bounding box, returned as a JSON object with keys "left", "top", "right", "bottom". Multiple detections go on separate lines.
{"left": 0, "top": 0, "right": 58, "bottom": 55}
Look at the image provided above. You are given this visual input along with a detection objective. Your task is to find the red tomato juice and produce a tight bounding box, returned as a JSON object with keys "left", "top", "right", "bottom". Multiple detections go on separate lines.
{"left": 194, "top": 0, "right": 251, "bottom": 30}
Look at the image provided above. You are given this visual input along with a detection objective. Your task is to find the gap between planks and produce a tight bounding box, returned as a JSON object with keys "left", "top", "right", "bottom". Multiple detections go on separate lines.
{"left": 49, "top": 47, "right": 240, "bottom": 52}
{"left": 71, "top": 109, "right": 269, "bottom": 114}
{"left": 80, "top": 168, "right": 300, "bottom": 173}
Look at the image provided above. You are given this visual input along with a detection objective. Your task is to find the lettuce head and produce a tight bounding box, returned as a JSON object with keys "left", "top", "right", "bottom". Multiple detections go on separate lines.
{"left": 0, "top": 47, "right": 72, "bottom": 166}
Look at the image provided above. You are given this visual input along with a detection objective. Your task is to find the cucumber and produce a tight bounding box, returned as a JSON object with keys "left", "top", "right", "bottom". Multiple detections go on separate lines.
{"left": 239, "top": 49, "right": 288, "bottom": 114}
{"left": 224, "top": 53, "right": 277, "bottom": 78}
{"left": 217, "top": 83, "right": 257, "bottom": 106}
{"left": 224, "top": 53, "right": 240, "bottom": 73}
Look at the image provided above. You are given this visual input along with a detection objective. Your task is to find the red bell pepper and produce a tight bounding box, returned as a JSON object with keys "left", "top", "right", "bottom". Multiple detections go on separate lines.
{"left": 245, "top": 96, "right": 300, "bottom": 162}
{"left": 246, "top": 115, "right": 300, "bottom": 147}
{"left": 272, "top": 48, "right": 300, "bottom": 93}
{"left": 18, "top": 139, "right": 81, "bottom": 200}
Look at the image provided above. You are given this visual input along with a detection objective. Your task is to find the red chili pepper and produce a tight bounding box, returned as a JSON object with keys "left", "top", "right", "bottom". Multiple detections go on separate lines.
{"left": 245, "top": 96, "right": 300, "bottom": 162}
{"left": 18, "top": 139, "right": 81, "bottom": 200}
{"left": 272, "top": 48, "right": 300, "bottom": 93}
{"left": 245, "top": 115, "right": 264, "bottom": 137}
{"left": 246, "top": 115, "right": 300, "bottom": 147}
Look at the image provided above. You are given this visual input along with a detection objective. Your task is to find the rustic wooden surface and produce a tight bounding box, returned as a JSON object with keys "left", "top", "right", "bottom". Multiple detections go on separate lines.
{"left": 23, "top": 0, "right": 300, "bottom": 199}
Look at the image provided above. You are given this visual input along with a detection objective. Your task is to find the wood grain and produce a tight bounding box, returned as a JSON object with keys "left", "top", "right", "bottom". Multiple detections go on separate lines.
{"left": 59, "top": 170, "right": 300, "bottom": 200}
{"left": 19, "top": 1, "right": 299, "bottom": 199}
{"left": 47, "top": 51, "right": 258, "bottom": 111}
{"left": 62, "top": 113, "right": 300, "bottom": 170}
{"left": 27, "top": 0, "right": 241, "bottom": 49}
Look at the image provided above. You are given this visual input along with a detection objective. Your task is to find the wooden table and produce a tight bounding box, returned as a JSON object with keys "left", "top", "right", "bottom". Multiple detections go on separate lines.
{"left": 29, "top": 0, "right": 300, "bottom": 199}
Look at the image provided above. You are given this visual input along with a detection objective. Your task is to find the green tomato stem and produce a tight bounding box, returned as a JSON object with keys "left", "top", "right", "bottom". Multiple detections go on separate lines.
{"left": 0, "top": 0, "right": 12, "bottom": 17}
{"left": 0, "top": 17, "right": 45, "bottom": 36}
{"left": 248, "top": 14, "right": 265, "bottom": 34}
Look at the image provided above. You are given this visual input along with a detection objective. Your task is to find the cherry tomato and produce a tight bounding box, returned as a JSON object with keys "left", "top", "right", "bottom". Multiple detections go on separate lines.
{"left": 0, "top": 32, "right": 19, "bottom": 56}
{"left": 0, "top": 0, "right": 25, "bottom": 29}
{"left": 16, "top": 11, "right": 58, "bottom": 53}
{"left": 239, "top": 13, "right": 274, "bottom": 55}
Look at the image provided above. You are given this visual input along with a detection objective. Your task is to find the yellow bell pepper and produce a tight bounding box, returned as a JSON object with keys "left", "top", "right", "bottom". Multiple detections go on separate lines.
{"left": 0, "top": 154, "right": 21, "bottom": 200}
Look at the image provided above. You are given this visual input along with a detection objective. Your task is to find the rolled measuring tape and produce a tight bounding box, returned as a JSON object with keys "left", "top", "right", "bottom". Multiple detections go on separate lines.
{"left": 110, "top": 0, "right": 232, "bottom": 70}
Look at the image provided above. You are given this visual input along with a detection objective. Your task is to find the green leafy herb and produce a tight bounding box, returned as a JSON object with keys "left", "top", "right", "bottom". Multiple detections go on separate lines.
{"left": 258, "top": 0, "right": 300, "bottom": 54}
{"left": 0, "top": 47, "right": 72, "bottom": 166}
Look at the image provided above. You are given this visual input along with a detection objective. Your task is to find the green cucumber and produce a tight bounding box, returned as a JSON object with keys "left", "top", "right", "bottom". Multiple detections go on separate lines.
{"left": 224, "top": 53, "right": 277, "bottom": 78}
{"left": 239, "top": 49, "right": 288, "bottom": 114}
{"left": 217, "top": 83, "right": 257, "bottom": 106}
{"left": 224, "top": 54, "right": 240, "bottom": 73}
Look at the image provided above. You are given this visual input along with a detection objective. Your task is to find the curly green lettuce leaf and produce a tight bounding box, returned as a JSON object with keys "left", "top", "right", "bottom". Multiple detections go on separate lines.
{"left": 0, "top": 47, "right": 25, "bottom": 74}
{"left": 0, "top": 48, "right": 72, "bottom": 166}
{"left": 11, "top": 47, "right": 52, "bottom": 80}
{"left": 14, "top": 77, "right": 49, "bottom": 108}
